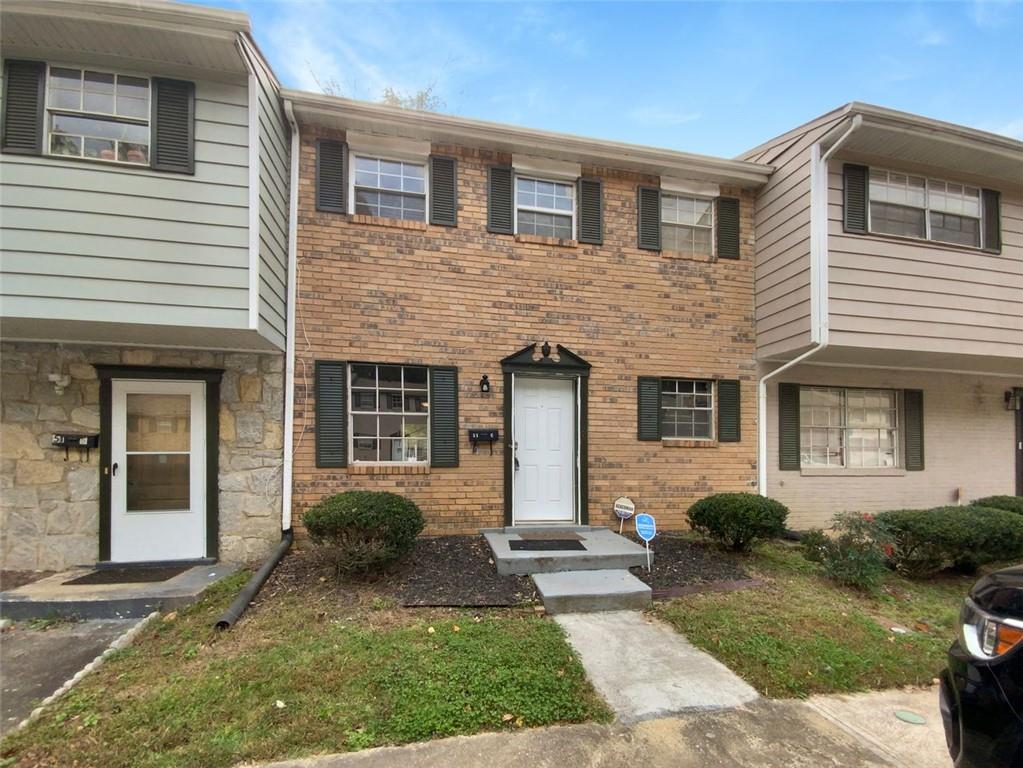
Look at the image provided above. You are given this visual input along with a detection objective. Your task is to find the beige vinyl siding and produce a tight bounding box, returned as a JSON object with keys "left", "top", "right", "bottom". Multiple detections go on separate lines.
{"left": 766, "top": 365, "right": 1017, "bottom": 529}
{"left": 747, "top": 113, "right": 845, "bottom": 359}
{"left": 826, "top": 159, "right": 1023, "bottom": 360}
{"left": 0, "top": 75, "right": 251, "bottom": 331}
{"left": 250, "top": 49, "right": 290, "bottom": 350}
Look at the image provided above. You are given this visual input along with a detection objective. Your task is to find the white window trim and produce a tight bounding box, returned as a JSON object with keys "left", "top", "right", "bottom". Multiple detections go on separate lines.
{"left": 347, "top": 363, "right": 431, "bottom": 466}
{"left": 866, "top": 167, "right": 986, "bottom": 249}
{"left": 660, "top": 378, "right": 716, "bottom": 441}
{"left": 43, "top": 62, "right": 152, "bottom": 168}
{"left": 348, "top": 152, "right": 430, "bottom": 222}
{"left": 660, "top": 177, "right": 720, "bottom": 198}
{"left": 798, "top": 386, "right": 901, "bottom": 470}
{"left": 513, "top": 174, "right": 576, "bottom": 237}
{"left": 660, "top": 192, "right": 716, "bottom": 257}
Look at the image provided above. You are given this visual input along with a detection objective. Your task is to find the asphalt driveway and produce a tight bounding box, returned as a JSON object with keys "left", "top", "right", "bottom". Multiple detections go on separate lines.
{"left": 1, "top": 618, "right": 134, "bottom": 737}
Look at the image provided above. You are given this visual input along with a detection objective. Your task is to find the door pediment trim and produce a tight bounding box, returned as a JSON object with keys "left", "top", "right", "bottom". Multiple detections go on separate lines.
{"left": 500, "top": 343, "right": 591, "bottom": 376}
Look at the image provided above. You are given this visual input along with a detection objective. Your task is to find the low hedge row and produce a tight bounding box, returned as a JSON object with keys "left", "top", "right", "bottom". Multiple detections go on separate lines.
{"left": 971, "top": 495, "right": 1023, "bottom": 516}
{"left": 876, "top": 505, "right": 1023, "bottom": 577}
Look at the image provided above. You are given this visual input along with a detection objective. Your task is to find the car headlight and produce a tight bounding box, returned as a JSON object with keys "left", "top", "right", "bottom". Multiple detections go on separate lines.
{"left": 960, "top": 598, "right": 1023, "bottom": 660}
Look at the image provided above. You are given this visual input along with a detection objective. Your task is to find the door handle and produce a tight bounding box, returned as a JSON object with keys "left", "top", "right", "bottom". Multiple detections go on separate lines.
{"left": 111, "top": 462, "right": 118, "bottom": 477}
{"left": 513, "top": 442, "right": 519, "bottom": 471}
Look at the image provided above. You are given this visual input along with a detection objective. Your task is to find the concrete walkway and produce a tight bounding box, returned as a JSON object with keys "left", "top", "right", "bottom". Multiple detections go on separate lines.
{"left": 808, "top": 687, "right": 949, "bottom": 768}
{"left": 251, "top": 687, "right": 949, "bottom": 768}
{"left": 253, "top": 699, "right": 892, "bottom": 768}
{"left": 555, "top": 610, "right": 759, "bottom": 722}
{"left": 1, "top": 619, "right": 134, "bottom": 736}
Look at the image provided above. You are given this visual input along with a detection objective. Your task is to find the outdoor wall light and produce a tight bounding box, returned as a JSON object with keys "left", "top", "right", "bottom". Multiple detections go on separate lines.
{"left": 480, "top": 375, "right": 491, "bottom": 394}
{"left": 1005, "top": 391, "right": 1021, "bottom": 411}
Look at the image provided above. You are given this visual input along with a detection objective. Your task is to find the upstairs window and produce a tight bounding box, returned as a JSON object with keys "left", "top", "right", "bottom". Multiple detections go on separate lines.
{"left": 868, "top": 169, "right": 982, "bottom": 248}
{"left": 46, "top": 67, "right": 150, "bottom": 165}
{"left": 516, "top": 176, "right": 574, "bottom": 238}
{"left": 352, "top": 156, "right": 426, "bottom": 221}
{"left": 661, "top": 194, "right": 714, "bottom": 256}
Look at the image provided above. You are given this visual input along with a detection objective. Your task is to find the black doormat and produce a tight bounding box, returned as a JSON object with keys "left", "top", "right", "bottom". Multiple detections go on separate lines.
{"left": 509, "top": 539, "right": 586, "bottom": 551}
{"left": 63, "top": 565, "right": 190, "bottom": 586}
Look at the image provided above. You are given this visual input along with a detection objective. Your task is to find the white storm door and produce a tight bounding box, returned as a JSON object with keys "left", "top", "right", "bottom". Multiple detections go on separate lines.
{"left": 110, "top": 380, "right": 206, "bottom": 562}
{"left": 512, "top": 377, "right": 576, "bottom": 523}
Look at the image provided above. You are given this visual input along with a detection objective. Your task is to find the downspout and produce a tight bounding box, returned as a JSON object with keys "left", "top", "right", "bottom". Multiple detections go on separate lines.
{"left": 757, "top": 115, "right": 861, "bottom": 496}
{"left": 282, "top": 99, "right": 300, "bottom": 532}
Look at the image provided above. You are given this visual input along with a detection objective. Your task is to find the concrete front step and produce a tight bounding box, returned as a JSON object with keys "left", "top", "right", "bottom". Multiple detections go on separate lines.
{"left": 483, "top": 527, "right": 650, "bottom": 576}
{"left": 533, "top": 569, "right": 652, "bottom": 614}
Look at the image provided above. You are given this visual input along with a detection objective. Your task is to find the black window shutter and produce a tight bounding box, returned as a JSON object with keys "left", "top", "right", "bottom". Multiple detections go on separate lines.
{"left": 429, "top": 366, "right": 459, "bottom": 467}
{"left": 577, "top": 177, "right": 603, "bottom": 244}
{"left": 488, "top": 166, "right": 514, "bottom": 234}
{"left": 315, "top": 361, "right": 347, "bottom": 468}
{"left": 982, "top": 189, "right": 1001, "bottom": 254}
{"left": 316, "top": 139, "right": 347, "bottom": 213}
{"left": 637, "top": 186, "right": 661, "bottom": 251}
{"left": 778, "top": 383, "right": 801, "bottom": 470}
{"left": 717, "top": 380, "right": 741, "bottom": 442}
{"left": 904, "top": 389, "right": 925, "bottom": 471}
{"left": 150, "top": 78, "right": 195, "bottom": 174}
{"left": 843, "top": 164, "right": 868, "bottom": 234}
{"left": 1, "top": 59, "right": 45, "bottom": 155}
{"left": 716, "top": 197, "right": 741, "bottom": 259}
{"left": 429, "top": 155, "right": 457, "bottom": 227}
{"left": 637, "top": 376, "right": 662, "bottom": 441}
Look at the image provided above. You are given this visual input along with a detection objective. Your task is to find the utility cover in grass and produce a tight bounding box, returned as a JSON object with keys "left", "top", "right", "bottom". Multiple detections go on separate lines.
{"left": 397, "top": 536, "right": 537, "bottom": 607}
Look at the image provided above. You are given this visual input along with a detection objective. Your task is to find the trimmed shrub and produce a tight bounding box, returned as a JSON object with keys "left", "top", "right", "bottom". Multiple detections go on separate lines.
{"left": 972, "top": 496, "right": 1023, "bottom": 517}
{"left": 802, "top": 513, "right": 893, "bottom": 592}
{"left": 303, "top": 490, "right": 424, "bottom": 576}
{"left": 686, "top": 493, "right": 789, "bottom": 552}
{"left": 877, "top": 506, "right": 1023, "bottom": 578}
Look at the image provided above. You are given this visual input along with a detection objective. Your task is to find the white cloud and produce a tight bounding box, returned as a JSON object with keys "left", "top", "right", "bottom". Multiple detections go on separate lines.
{"left": 627, "top": 106, "right": 701, "bottom": 127}
{"left": 247, "top": 1, "right": 491, "bottom": 108}
{"left": 917, "top": 29, "right": 947, "bottom": 47}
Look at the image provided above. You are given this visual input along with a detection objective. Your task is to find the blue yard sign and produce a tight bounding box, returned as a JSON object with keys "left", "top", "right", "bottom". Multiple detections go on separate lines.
{"left": 634, "top": 513, "right": 656, "bottom": 572}
{"left": 635, "top": 513, "right": 656, "bottom": 542}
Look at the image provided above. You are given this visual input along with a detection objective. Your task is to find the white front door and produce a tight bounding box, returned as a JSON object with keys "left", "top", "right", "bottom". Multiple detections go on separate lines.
{"left": 110, "top": 380, "right": 206, "bottom": 562}
{"left": 512, "top": 376, "right": 576, "bottom": 524}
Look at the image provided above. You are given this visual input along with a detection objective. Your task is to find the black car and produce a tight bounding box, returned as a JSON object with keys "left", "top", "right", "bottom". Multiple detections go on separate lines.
{"left": 941, "top": 564, "right": 1023, "bottom": 767}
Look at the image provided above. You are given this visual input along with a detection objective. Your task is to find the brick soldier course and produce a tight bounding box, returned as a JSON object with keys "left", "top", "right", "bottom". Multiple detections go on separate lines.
{"left": 291, "top": 129, "right": 760, "bottom": 535}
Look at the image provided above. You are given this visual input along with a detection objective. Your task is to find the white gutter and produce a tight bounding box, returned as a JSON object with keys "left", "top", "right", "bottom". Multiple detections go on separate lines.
{"left": 281, "top": 99, "right": 300, "bottom": 530}
{"left": 757, "top": 116, "right": 860, "bottom": 496}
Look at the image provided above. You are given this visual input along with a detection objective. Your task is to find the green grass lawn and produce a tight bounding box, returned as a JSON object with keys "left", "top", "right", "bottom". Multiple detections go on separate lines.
{"left": 1, "top": 570, "right": 609, "bottom": 768}
{"left": 653, "top": 542, "right": 978, "bottom": 699}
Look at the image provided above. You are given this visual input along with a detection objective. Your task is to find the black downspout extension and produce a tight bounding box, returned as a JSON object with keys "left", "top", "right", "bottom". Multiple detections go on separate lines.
{"left": 214, "top": 528, "right": 293, "bottom": 630}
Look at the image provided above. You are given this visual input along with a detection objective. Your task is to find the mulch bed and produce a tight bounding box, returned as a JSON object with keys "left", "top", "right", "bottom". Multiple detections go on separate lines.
{"left": 394, "top": 536, "right": 536, "bottom": 607}
{"left": 626, "top": 535, "right": 760, "bottom": 599}
{"left": 257, "top": 536, "right": 536, "bottom": 610}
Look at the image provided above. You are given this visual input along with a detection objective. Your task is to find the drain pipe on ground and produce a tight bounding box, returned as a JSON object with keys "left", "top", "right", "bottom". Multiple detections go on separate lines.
{"left": 213, "top": 96, "right": 303, "bottom": 631}
{"left": 757, "top": 115, "right": 860, "bottom": 498}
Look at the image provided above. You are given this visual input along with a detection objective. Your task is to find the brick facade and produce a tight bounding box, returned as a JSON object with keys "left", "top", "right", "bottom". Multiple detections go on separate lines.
{"left": 291, "top": 128, "right": 759, "bottom": 534}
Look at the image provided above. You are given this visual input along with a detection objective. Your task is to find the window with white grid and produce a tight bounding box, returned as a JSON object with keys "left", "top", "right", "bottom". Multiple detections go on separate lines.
{"left": 799, "top": 387, "right": 899, "bottom": 468}
{"left": 349, "top": 364, "right": 429, "bottom": 463}
{"left": 661, "top": 379, "right": 714, "bottom": 439}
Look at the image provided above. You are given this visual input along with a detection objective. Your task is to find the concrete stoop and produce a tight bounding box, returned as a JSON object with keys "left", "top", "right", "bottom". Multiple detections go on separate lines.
{"left": 482, "top": 526, "right": 649, "bottom": 576}
{"left": 533, "top": 569, "right": 652, "bottom": 614}
{"left": 0, "top": 563, "right": 239, "bottom": 620}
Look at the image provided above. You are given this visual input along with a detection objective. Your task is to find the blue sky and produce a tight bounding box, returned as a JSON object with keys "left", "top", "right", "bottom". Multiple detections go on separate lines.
{"left": 213, "top": 1, "right": 1022, "bottom": 157}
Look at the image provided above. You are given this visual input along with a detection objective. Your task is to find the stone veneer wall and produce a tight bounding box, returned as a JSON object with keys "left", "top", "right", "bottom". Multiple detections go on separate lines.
{"left": 1, "top": 342, "right": 284, "bottom": 571}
